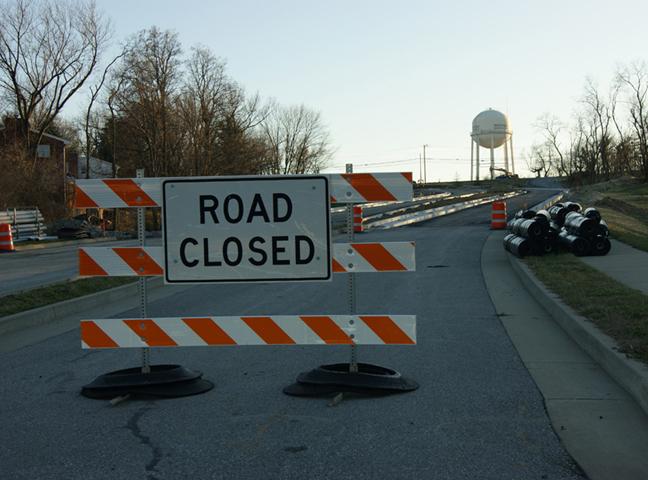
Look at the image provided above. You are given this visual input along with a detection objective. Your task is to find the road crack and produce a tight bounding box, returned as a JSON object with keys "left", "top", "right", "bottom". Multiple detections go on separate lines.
{"left": 125, "top": 403, "right": 164, "bottom": 480}
{"left": 68, "top": 350, "right": 97, "bottom": 363}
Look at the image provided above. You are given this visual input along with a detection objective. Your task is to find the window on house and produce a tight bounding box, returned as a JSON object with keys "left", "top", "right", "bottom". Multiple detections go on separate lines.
{"left": 37, "top": 144, "right": 50, "bottom": 158}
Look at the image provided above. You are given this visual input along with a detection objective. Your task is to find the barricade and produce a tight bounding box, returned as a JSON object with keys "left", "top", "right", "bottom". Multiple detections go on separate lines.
{"left": 79, "top": 242, "right": 416, "bottom": 276}
{"left": 353, "top": 206, "right": 363, "bottom": 233}
{"left": 0, "top": 223, "right": 15, "bottom": 252}
{"left": 75, "top": 170, "right": 418, "bottom": 401}
{"left": 491, "top": 201, "right": 507, "bottom": 229}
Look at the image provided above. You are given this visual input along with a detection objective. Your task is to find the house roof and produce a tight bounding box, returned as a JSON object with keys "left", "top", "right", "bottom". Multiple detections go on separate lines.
{"left": 0, "top": 121, "right": 71, "bottom": 145}
{"left": 41, "top": 131, "right": 71, "bottom": 145}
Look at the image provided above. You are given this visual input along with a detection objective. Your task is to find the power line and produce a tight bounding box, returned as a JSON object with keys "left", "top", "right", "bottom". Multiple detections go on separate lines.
{"left": 329, "top": 157, "right": 477, "bottom": 168}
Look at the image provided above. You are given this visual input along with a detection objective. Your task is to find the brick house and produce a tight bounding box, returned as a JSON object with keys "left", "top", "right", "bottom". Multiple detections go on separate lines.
{"left": 0, "top": 116, "right": 72, "bottom": 181}
{"left": 0, "top": 116, "right": 114, "bottom": 213}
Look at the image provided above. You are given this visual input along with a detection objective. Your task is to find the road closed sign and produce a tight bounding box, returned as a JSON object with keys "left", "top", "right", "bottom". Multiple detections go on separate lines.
{"left": 162, "top": 176, "right": 331, "bottom": 283}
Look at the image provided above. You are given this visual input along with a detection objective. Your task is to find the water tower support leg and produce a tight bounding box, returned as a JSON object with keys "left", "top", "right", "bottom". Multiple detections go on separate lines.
{"left": 470, "top": 139, "right": 474, "bottom": 181}
{"left": 509, "top": 135, "right": 515, "bottom": 174}
{"left": 476, "top": 143, "right": 480, "bottom": 181}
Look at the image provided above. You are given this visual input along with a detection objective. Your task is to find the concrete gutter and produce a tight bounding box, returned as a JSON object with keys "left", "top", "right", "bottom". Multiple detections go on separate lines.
{"left": 508, "top": 253, "right": 648, "bottom": 417}
{"left": 0, "top": 278, "right": 164, "bottom": 336}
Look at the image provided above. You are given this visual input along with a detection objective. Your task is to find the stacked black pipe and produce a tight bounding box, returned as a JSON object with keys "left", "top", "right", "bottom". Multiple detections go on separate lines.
{"left": 554, "top": 204, "right": 611, "bottom": 256}
{"left": 504, "top": 208, "right": 559, "bottom": 258}
{"left": 504, "top": 201, "right": 611, "bottom": 258}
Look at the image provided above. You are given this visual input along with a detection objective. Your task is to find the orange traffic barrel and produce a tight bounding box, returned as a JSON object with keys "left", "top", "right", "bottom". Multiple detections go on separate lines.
{"left": 0, "top": 223, "right": 15, "bottom": 252}
{"left": 353, "top": 205, "right": 363, "bottom": 233}
{"left": 491, "top": 201, "right": 507, "bottom": 230}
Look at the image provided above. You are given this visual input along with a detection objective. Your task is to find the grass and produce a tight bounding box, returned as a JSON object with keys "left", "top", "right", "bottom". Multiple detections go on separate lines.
{"left": 525, "top": 252, "right": 648, "bottom": 364}
{"left": 0, "top": 277, "right": 136, "bottom": 317}
{"left": 571, "top": 178, "right": 648, "bottom": 252}
{"left": 595, "top": 205, "right": 648, "bottom": 252}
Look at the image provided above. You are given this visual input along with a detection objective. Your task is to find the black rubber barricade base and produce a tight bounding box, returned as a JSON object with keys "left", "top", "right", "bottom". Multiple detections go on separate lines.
{"left": 81, "top": 364, "right": 214, "bottom": 399}
{"left": 283, "top": 362, "right": 419, "bottom": 397}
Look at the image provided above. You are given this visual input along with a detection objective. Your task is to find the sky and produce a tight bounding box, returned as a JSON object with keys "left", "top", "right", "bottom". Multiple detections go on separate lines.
{"left": 66, "top": 0, "right": 648, "bottom": 180}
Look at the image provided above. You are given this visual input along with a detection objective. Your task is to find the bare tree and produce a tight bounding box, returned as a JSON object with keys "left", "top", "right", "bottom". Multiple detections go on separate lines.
{"left": 113, "top": 27, "right": 183, "bottom": 176}
{"left": 105, "top": 75, "right": 125, "bottom": 178}
{"left": 581, "top": 78, "right": 614, "bottom": 180}
{"left": 178, "top": 46, "right": 230, "bottom": 175}
{"left": 83, "top": 52, "right": 124, "bottom": 177}
{"left": 262, "top": 104, "right": 332, "bottom": 174}
{"left": 0, "top": 0, "right": 111, "bottom": 157}
{"left": 617, "top": 62, "right": 648, "bottom": 180}
{"left": 534, "top": 113, "right": 567, "bottom": 175}
{"left": 527, "top": 142, "right": 555, "bottom": 177}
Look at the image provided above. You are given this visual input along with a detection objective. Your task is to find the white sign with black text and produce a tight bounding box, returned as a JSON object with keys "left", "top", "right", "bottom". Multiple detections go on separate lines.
{"left": 162, "top": 176, "right": 331, "bottom": 283}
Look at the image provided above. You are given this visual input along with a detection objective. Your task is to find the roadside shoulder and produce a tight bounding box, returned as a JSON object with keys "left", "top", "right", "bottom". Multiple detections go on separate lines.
{"left": 507, "top": 252, "right": 648, "bottom": 416}
{"left": 0, "top": 279, "right": 192, "bottom": 353}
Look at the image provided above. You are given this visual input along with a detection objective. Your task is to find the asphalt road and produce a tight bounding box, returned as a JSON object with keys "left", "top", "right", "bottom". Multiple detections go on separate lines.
{"left": 0, "top": 239, "right": 144, "bottom": 297}
{"left": 0, "top": 189, "right": 585, "bottom": 480}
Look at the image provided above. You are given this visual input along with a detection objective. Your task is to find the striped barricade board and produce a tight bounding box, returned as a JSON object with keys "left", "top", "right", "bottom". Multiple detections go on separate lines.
{"left": 74, "top": 173, "right": 413, "bottom": 208}
{"left": 81, "top": 315, "right": 416, "bottom": 349}
{"left": 79, "top": 242, "right": 416, "bottom": 276}
{"left": 75, "top": 172, "right": 417, "bottom": 351}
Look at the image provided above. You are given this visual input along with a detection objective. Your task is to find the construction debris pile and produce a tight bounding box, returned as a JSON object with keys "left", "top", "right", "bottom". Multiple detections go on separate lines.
{"left": 53, "top": 214, "right": 103, "bottom": 240}
{"left": 503, "top": 202, "right": 611, "bottom": 258}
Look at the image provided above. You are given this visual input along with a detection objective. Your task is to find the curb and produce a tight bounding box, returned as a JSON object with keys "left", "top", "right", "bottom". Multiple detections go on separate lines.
{"left": 507, "top": 252, "right": 648, "bottom": 416}
{"left": 0, "top": 278, "right": 163, "bottom": 336}
{"left": 15, "top": 236, "right": 131, "bottom": 252}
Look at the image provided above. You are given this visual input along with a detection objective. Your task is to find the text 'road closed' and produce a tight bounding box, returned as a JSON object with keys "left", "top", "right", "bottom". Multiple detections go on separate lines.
{"left": 162, "top": 177, "right": 331, "bottom": 283}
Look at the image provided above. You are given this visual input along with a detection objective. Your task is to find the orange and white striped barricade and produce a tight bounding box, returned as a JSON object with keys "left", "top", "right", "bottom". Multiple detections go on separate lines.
{"left": 75, "top": 170, "right": 418, "bottom": 399}
{"left": 74, "top": 172, "right": 414, "bottom": 208}
{"left": 491, "top": 201, "right": 507, "bottom": 230}
{"left": 81, "top": 315, "right": 416, "bottom": 349}
{"left": 353, "top": 206, "right": 363, "bottom": 233}
{"left": 0, "top": 223, "right": 15, "bottom": 253}
{"left": 79, "top": 242, "right": 416, "bottom": 277}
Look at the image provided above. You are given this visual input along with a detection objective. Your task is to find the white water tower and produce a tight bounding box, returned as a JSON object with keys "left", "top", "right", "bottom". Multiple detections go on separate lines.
{"left": 470, "top": 109, "right": 514, "bottom": 180}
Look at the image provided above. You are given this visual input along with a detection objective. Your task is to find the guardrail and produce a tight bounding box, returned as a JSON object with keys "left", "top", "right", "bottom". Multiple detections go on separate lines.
{"left": 368, "top": 191, "right": 524, "bottom": 229}
{"left": 330, "top": 191, "right": 451, "bottom": 215}
{"left": 0, "top": 207, "right": 46, "bottom": 241}
{"left": 530, "top": 191, "right": 566, "bottom": 212}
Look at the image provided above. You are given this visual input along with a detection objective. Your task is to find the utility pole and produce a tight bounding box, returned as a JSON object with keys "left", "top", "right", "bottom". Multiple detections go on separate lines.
{"left": 419, "top": 154, "right": 422, "bottom": 183}
{"left": 423, "top": 144, "right": 428, "bottom": 184}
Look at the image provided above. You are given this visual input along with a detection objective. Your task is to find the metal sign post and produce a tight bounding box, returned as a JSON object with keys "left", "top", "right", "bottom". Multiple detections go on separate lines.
{"left": 136, "top": 169, "right": 151, "bottom": 374}
{"left": 283, "top": 164, "right": 419, "bottom": 397}
{"left": 346, "top": 163, "right": 358, "bottom": 373}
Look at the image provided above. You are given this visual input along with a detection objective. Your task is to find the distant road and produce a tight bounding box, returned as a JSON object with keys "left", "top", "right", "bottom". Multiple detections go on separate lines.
{"left": 0, "top": 239, "right": 145, "bottom": 296}
{"left": 526, "top": 177, "right": 565, "bottom": 189}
